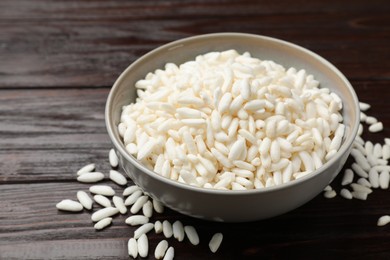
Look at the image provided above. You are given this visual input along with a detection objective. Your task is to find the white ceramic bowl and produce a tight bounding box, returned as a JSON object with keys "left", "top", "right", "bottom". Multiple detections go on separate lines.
{"left": 105, "top": 33, "right": 359, "bottom": 222}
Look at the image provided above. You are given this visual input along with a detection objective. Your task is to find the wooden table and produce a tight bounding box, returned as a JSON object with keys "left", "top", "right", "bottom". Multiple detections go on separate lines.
{"left": 1, "top": 0, "right": 390, "bottom": 259}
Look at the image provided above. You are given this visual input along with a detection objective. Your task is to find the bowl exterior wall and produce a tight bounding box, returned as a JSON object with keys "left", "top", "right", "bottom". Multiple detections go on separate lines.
{"left": 117, "top": 144, "right": 350, "bottom": 222}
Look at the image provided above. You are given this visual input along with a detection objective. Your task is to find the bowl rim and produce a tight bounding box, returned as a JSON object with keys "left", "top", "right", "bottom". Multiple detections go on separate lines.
{"left": 105, "top": 32, "right": 360, "bottom": 196}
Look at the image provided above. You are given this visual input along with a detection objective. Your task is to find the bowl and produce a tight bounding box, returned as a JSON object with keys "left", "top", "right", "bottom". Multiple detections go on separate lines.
{"left": 105, "top": 33, "right": 360, "bottom": 222}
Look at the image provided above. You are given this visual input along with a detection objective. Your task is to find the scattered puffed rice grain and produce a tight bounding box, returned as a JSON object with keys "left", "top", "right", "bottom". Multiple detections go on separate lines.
{"left": 93, "top": 195, "right": 112, "bottom": 208}
{"left": 184, "top": 225, "right": 199, "bottom": 245}
{"left": 163, "top": 220, "right": 173, "bottom": 238}
{"left": 77, "top": 191, "right": 93, "bottom": 210}
{"left": 360, "top": 112, "right": 367, "bottom": 122}
{"left": 373, "top": 165, "right": 390, "bottom": 172}
{"left": 77, "top": 172, "right": 105, "bottom": 183}
{"left": 56, "top": 199, "right": 83, "bottom": 212}
{"left": 351, "top": 149, "right": 371, "bottom": 171}
{"left": 369, "top": 168, "right": 380, "bottom": 188}
{"left": 109, "top": 170, "right": 128, "bottom": 186}
{"left": 77, "top": 163, "right": 95, "bottom": 175}
{"left": 351, "top": 163, "right": 368, "bottom": 178}
{"left": 357, "top": 178, "right": 372, "bottom": 188}
{"left": 382, "top": 145, "right": 390, "bottom": 160}
{"left": 91, "top": 207, "right": 119, "bottom": 222}
{"left": 209, "top": 233, "right": 223, "bottom": 253}
{"left": 128, "top": 238, "right": 138, "bottom": 258}
{"left": 125, "top": 190, "right": 143, "bottom": 206}
{"left": 155, "top": 220, "right": 163, "bottom": 234}
{"left": 369, "top": 122, "right": 383, "bottom": 133}
{"left": 131, "top": 195, "right": 149, "bottom": 214}
{"left": 357, "top": 125, "right": 364, "bottom": 137}
{"left": 323, "top": 185, "right": 332, "bottom": 191}
{"left": 153, "top": 199, "right": 165, "bottom": 213}
{"left": 359, "top": 102, "right": 370, "bottom": 111}
{"left": 172, "top": 220, "right": 185, "bottom": 242}
{"left": 109, "top": 148, "right": 119, "bottom": 167}
{"left": 341, "top": 169, "right": 354, "bottom": 186}
{"left": 155, "top": 240, "right": 169, "bottom": 259}
{"left": 134, "top": 223, "right": 154, "bottom": 239}
{"left": 142, "top": 200, "right": 153, "bottom": 218}
{"left": 373, "top": 143, "right": 382, "bottom": 158}
{"left": 113, "top": 196, "right": 127, "bottom": 214}
{"left": 94, "top": 217, "right": 112, "bottom": 230}
{"left": 353, "top": 142, "right": 366, "bottom": 156}
{"left": 123, "top": 185, "right": 141, "bottom": 197}
{"left": 377, "top": 215, "right": 390, "bottom": 226}
{"left": 137, "top": 233, "right": 149, "bottom": 258}
{"left": 351, "top": 191, "right": 368, "bottom": 200}
{"left": 379, "top": 171, "right": 390, "bottom": 189}
{"left": 340, "top": 188, "right": 352, "bottom": 199}
{"left": 365, "top": 141, "right": 374, "bottom": 155}
{"left": 125, "top": 215, "right": 149, "bottom": 226}
{"left": 366, "top": 116, "right": 378, "bottom": 125}
{"left": 163, "top": 247, "right": 174, "bottom": 260}
{"left": 89, "top": 185, "right": 116, "bottom": 196}
{"left": 324, "top": 190, "right": 337, "bottom": 199}
{"left": 350, "top": 183, "right": 372, "bottom": 194}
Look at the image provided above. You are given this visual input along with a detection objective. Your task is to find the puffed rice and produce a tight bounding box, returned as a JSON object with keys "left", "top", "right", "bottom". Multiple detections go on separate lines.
{"left": 77, "top": 163, "right": 95, "bottom": 175}
{"left": 109, "top": 170, "right": 128, "bottom": 186}
{"left": 77, "top": 172, "right": 105, "bottom": 183}
{"left": 155, "top": 240, "right": 169, "bottom": 259}
{"left": 184, "top": 225, "right": 199, "bottom": 245}
{"left": 109, "top": 148, "right": 119, "bottom": 167}
{"left": 119, "top": 50, "right": 345, "bottom": 190}
{"left": 94, "top": 217, "right": 112, "bottom": 230}
{"left": 128, "top": 238, "right": 138, "bottom": 258}
{"left": 134, "top": 223, "right": 154, "bottom": 239}
{"left": 56, "top": 199, "right": 83, "bottom": 212}
{"left": 162, "top": 220, "right": 173, "bottom": 239}
{"left": 77, "top": 191, "right": 93, "bottom": 210}
{"left": 137, "top": 233, "right": 149, "bottom": 258}
{"left": 377, "top": 215, "right": 390, "bottom": 226}
{"left": 209, "top": 233, "right": 223, "bottom": 253}
{"left": 112, "top": 196, "right": 127, "bottom": 214}
{"left": 125, "top": 215, "right": 149, "bottom": 226}
{"left": 163, "top": 246, "right": 174, "bottom": 260}
{"left": 91, "top": 207, "right": 119, "bottom": 222}
{"left": 93, "top": 194, "right": 112, "bottom": 208}
{"left": 89, "top": 185, "right": 116, "bottom": 196}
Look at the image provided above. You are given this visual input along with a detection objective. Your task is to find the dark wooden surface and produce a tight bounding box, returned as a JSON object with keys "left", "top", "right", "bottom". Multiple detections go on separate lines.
{"left": 1, "top": 0, "right": 390, "bottom": 259}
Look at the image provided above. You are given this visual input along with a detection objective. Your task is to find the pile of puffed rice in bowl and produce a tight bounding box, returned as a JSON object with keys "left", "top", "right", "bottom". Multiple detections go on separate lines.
{"left": 105, "top": 33, "right": 360, "bottom": 222}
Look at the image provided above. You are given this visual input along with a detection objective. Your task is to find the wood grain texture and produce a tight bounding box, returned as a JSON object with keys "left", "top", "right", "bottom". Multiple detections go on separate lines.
{"left": 1, "top": 181, "right": 390, "bottom": 259}
{"left": 0, "top": 0, "right": 388, "bottom": 87}
{"left": 0, "top": 89, "right": 109, "bottom": 143}
{"left": 1, "top": 0, "right": 390, "bottom": 259}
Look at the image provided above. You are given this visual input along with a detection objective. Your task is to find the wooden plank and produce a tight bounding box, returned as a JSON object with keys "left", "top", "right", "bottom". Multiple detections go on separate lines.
{"left": 1, "top": 182, "right": 390, "bottom": 259}
{"left": 2, "top": 0, "right": 388, "bottom": 20}
{"left": 0, "top": 149, "right": 112, "bottom": 183}
{"left": 0, "top": 88, "right": 109, "bottom": 135}
{"left": 0, "top": 1, "right": 388, "bottom": 87}
{"left": 0, "top": 240, "right": 128, "bottom": 260}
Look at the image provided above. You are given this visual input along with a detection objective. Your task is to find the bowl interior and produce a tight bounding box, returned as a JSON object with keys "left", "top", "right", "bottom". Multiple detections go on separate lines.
{"left": 105, "top": 33, "right": 360, "bottom": 221}
{"left": 108, "top": 32, "right": 359, "bottom": 175}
